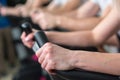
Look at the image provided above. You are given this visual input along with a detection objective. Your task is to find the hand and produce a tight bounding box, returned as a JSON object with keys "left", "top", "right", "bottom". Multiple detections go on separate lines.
{"left": 21, "top": 32, "right": 34, "bottom": 48}
{"left": 30, "top": 10, "right": 57, "bottom": 30}
{"left": 0, "top": 6, "right": 7, "bottom": 16}
{"left": 17, "top": 5, "right": 30, "bottom": 17}
{"left": 36, "top": 42, "right": 74, "bottom": 74}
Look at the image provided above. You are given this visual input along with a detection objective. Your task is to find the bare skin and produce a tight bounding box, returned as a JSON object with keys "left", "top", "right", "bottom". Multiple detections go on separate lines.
{"left": 21, "top": 38, "right": 120, "bottom": 76}
{"left": 0, "top": 0, "right": 81, "bottom": 17}
{"left": 34, "top": 6, "right": 119, "bottom": 47}
{"left": 35, "top": 42, "right": 120, "bottom": 75}
{"left": 0, "top": 0, "right": 49, "bottom": 17}
{"left": 30, "top": 1, "right": 111, "bottom": 31}
{"left": 21, "top": 6, "right": 120, "bottom": 75}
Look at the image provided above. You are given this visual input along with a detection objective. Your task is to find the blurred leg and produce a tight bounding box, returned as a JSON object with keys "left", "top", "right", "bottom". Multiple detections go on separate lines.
{"left": 3, "top": 28, "right": 16, "bottom": 66}
{"left": 0, "top": 30, "right": 6, "bottom": 74}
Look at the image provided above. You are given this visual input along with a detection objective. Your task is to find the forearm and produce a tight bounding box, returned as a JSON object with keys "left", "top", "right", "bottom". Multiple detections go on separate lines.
{"left": 1, "top": 7, "right": 21, "bottom": 16}
{"left": 72, "top": 51, "right": 120, "bottom": 75}
{"left": 55, "top": 16, "right": 102, "bottom": 31}
{"left": 46, "top": 31, "right": 98, "bottom": 47}
{"left": 53, "top": 1, "right": 100, "bottom": 18}
{"left": 46, "top": 10, "right": 120, "bottom": 47}
{"left": 76, "top": 1, "right": 99, "bottom": 18}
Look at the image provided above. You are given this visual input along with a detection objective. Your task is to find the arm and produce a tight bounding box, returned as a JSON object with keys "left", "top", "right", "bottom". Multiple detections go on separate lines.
{"left": 31, "top": 1, "right": 110, "bottom": 31}
{"left": 75, "top": 0, "right": 100, "bottom": 18}
{"left": 22, "top": 8, "right": 120, "bottom": 76}
{"left": 31, "top": 12, "right": 102, "bottom": 31}
{"left": 72, "top": 50, "right": 120, "bottom": 75}
{"left": 0, "top": 0, "right": 49, "bottom": 17}
{"left": 46, "top": 8, "right": 120, "bottom": 47}
{"left": 0, "top": 6, "right": 21, "bottom": 16}
{"left": 53, "top": 5, "right": 111, "bottom": 31}
{"left": 35, "top": 42, "right": 120, "bottom": 75}
{"left": 55, "top": 16, "right": 102, "bottom": 31}
{"left": 63, "top": 0, "right": 100, "bottom": 18}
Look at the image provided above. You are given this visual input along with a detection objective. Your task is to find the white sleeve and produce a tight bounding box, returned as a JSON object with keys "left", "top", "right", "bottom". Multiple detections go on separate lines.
{"left": 60, "top": 0, "right": 68, "bottom": 5}
{"left": 91, "top": 0, "right": 98, "bottom": 4}
{"left": 53, "top": 0, "right": 60, "bottom": 5}
{"left": 53, "top": 0, "right": 68, "bottom": 6}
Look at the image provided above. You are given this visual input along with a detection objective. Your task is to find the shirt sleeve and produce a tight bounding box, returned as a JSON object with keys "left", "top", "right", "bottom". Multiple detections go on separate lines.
{"left": 91, "top": 0, "right": 98, "bottom": 4}
{"left": 54, "top": 0, "right": 68, "bottom": 6}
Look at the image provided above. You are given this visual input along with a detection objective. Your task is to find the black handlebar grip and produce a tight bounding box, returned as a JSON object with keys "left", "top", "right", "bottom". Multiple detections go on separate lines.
{"left": 34, "top": 31, "right": 49, "bottom": 47}
{"left": 21, "top": 22, "right": 48, "bottom": 52}
{"left": 21, "top": 22, "right": 32, "bottom": 35}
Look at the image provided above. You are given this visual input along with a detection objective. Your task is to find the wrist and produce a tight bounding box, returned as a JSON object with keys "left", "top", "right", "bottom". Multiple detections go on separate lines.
{"left": 68, "top": 50, "right": 80, "bottom": 69}
{"left": 70, "top": 51, "right": 89, "bottom": 69}
{"left": 45, "top": 31, "right": 55, "bottom": 42}
{"left": 64, "top": 50, "right": 76, "bottom": 69}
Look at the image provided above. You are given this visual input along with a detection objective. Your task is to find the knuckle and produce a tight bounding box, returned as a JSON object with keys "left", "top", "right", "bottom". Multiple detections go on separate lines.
{"left": 36, "top": 51, "right": 40, "bottom": 57}
{"left": 41, "top": 63, "right": 45, "bottom": 69}
{"left": 38, "top": 58, "right": 41, "bottom": 63}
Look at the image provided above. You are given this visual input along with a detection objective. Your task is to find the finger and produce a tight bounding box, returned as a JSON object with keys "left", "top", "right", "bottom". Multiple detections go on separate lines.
{"left": 36, "top": 42, "right": 52, "bottom": 58}
{"left": 21, "top": 32, "right": 34, "bottom": 48}
{"left": 21, "top": 32, "right": 28, "bottom": 44}
{"left": 25, "top": 33, "right": 34, "bottom": 42}
{"left": 21, "top": 32, "right": 26, "bottom": 40}
{"left": 45, "top": 62, "right": 56, "bottom": 75}
{"left": 40, "top": 55, "right": 47, "bottom": 69}
{"left": 38, "top": 48, "right": 49, "bottom": 64}
{"left": 24, "top": 41, "right": 34, "bottom": 48}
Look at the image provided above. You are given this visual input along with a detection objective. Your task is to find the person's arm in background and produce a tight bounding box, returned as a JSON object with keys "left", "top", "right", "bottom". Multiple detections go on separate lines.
{"left": 20, "top": 0, "right": 50, "bottom": 17}
{"left": 64, "top": 0, "right": 100, "bottom": 18}
{"left": 0, "top": 0, "right": 49, "bottom": 17}
{"left": 31, "top": 0, "right": 103, "bottom": 30}
{"left": 54, "top": 5, "right": 111, "bottom": 31}
{"left": 23, "top": 7, "right": 119, "bottom": 48}
{"left": 45, "top": 7, "right": 120, "bottom": 47}
{"left": 51, "top": 5, "right": 111, "bottom": 31}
